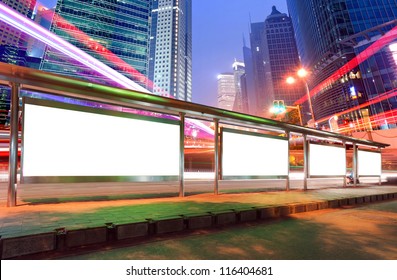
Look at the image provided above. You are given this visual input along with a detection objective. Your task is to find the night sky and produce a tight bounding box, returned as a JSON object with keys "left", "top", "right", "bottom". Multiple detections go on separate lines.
{"left": 36, "top": 0, "right": 289, "bottom": 106}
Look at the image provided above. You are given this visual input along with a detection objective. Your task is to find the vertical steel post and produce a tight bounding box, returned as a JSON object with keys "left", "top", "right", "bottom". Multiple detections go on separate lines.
{"left": 353, "top": 143, "right": 358, "bottom": 187}
{"left": 343, "top": 141, "right": 347, "bottom": 187}
{"left": 7, "top": 83, "right": 20, "bottom": 207}
{"left": 286, "top": 131, "right": 290, "bottom": 191}
{"left": 179, "top": 112, "right": 185, "bottom": 197}
{"left": 303, "top": 134, "right": 308, "bottom": 191}
{"left": 305, "top": 82, "right": 315, "bottom": 123}
{"left": 214, "top": 118, "right": 219, "bottom": 195}
{"left": 378, "top": 147, "right": 382, "bottom": 186}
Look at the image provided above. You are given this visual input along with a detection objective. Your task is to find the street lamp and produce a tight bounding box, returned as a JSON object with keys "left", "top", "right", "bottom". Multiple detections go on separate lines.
{"left": 286, "top": 68, "right": 315, "bottom": 125}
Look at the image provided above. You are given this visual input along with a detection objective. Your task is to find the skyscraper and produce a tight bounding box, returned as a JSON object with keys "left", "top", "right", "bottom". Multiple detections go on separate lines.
{"left": 0, "top": 0, "right": 36, "bottom": 66}
{"left": 0, "top": 0, "right": 37, "bottom": 126}
{"left": 263, "top": 6, "right": 303, "bottom": 113}
{"left": 232, "top": 60, "right": 246, "bottom": 113}
{"left": 287, "top": 0, "right": 397, "bottom": 128}
{"left": 249, "top": 6, "right": 303, "bottom": 118}
{"left": 149, "top": 0, "right": 192, "bottom": 101}
{"left": 40, "top": 0, "right": 151, "bottom": 88}
{"left": 241, "top": 40, "right": 256, "bottom": 115}
{"left": 217, "top": 73, "right": 236, "bottom": 111}
{"left": 249, "top": 21, "right": 269, "bottom": 116}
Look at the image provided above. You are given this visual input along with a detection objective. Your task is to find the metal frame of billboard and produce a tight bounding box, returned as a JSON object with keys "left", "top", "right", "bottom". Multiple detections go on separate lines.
{"left": 21, "top": 97, "right": 181, "bottom": 184}
{"left": 0, "top": 63, "right": 389, "bottom": 206}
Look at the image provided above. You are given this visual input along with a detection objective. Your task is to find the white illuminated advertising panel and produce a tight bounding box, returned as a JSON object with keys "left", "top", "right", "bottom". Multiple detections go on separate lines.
{"left": 22, "top": 100, "right": 180, "bottom": 181}
{"left": 309, "top": 143, "right": 346, "bottom": 177}
{"left": 358, "top": 150, "right": 382, "bottom": 176}
{"left": 222, "top": 129, "right": 289, "bottom": 177}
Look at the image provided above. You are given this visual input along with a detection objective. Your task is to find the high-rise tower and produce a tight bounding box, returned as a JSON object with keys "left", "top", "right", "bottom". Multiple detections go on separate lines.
{"left": 287, "top": 0, "right": 397, "bottom": 128}
{"left": 264, "top": 6, "right": 303, "bottom": 112}
{"left": 0, "top": 0, "right": 37, "bottom": 66}
{"left": 149, "top": 0, "right": 192, "bottom": 101}
{"left": 217, "top": 73, "right": 236, "bottom": 111}
{"left": 249, "top": 6, "right": 303, "bottom": 118}
{"left": 0, "top": 0, "right": 37, "bottom": 126}
{"left": 40, "top": 0, "right": 151, "bottom": 88}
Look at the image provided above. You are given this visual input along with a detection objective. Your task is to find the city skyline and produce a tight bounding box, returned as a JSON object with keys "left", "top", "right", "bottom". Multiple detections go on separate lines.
{"left": 37, "top": 0, "right": 288, "bottom": 107}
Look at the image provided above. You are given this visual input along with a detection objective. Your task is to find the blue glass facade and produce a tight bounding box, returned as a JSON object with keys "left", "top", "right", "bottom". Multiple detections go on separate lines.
{"left": 287, "top": 0, "right": 397, "bottom": 128}
{"left": 249, "top": 6, "right": 303, "bottom": 118}
{"left": 40, "top": 0, "right": 151, "bottom": 88}
{"left": 148, "top": 0, "right": 192, "bottom": 102}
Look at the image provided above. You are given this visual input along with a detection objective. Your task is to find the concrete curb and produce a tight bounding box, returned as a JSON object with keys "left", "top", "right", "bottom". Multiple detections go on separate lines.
{"left": 1, "top": 193, "right": 397, "bottom": 259}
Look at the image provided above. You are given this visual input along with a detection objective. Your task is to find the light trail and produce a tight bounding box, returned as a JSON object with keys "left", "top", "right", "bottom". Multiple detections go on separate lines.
{"left": 0, "top": 2, "right": 150, "bottom": 93}
{"left": 51, "top": 12, "right": 160, "bottom": 94}
{"left": 294, "top": 25, "right": 397, "bottom": 105}
{"left": 315, "top": 88, "right": 397, "bottom": 124}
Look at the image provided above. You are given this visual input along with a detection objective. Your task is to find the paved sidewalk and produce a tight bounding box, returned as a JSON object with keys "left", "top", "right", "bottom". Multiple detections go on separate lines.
{"left": 1, "top": 184, "right": 397, "bottom": 259}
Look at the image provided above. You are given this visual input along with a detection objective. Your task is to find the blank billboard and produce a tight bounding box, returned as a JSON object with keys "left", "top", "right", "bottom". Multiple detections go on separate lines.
{"left": 309, "top": 143, "right": 346, "bottom": 177}
{"left": 22, "top": 99, "right": 180, "bottom": 182}
{"left": 222, "top": 129, "right": 289, "bottom": 177}
{"left": 358, "top": 150, "right": 381, "bottom": 176}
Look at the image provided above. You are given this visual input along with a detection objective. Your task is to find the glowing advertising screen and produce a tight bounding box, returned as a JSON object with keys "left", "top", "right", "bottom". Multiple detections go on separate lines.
{"left": 309, "top": 143, "right": 346, "bottom": 177}
{"left": 358, "top": 150, "right": 382, "bottom": 176}
{"left": 22, "top": 99, "right": 180, "bottom": 182}
{"left": 222, "top": 129, "right": 289, "bottom": 177}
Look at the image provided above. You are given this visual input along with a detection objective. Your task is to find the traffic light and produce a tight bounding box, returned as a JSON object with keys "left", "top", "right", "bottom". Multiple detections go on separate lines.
{"left": 272, "top": 100, "right": 286, "bottom": 113}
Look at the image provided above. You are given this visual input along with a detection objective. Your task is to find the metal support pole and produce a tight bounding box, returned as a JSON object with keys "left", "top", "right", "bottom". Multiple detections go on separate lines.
{"left": 378, "top": 147, "right": 382, "bottom": 186}
{"left": 303, "top": 134, "right": 308, "bottom": 191}
{"left": 214, "top": 118, "right": 219, "bottom": 195}
{"left": 352, "top": 143, "right": 358, "bottom": 187}
{"left": 7, "top": 83, "right": 20, "bottom": 207}
{"left": 179, "top": 112, "right": 185, "bottom": 197}
{"left": 343, "top": 141, "right": 347, "bottom": 188}
{"left": 305, "top": 82, "right": 315, "bottom": 123}
{"left": 286, "top": 131, "right": 290, "bottom": 191}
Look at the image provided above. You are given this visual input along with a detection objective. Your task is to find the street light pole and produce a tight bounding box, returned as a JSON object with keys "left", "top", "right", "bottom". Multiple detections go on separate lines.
{"left": 297, "top": 68, "right": 315, "bottom": 124}
{"left": 304, "top": 82, "right": 315, "bottom": 123}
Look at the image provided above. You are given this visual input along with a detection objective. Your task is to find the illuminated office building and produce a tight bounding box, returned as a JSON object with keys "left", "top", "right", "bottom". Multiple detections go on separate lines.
{"left": 0, "top": 0, "right": 37, "bottom": 125}
{"left": 217, "top": 73, "right": 236, "bottom": 111}
{"left": 232, "top": 60, "right": 247, "bottom": 113}
{"left": 287, "top": 0, "right": 397, "bottom": 127}
{"left": 149, "top": 0, "right": 192, "bottom": 101}
{"left": 40, "top": 0, "right": 151, "bottom": 88}
{"left": 249, "top": 6, "right": 302, "bottom": 118}
{"left": 0, "top": 0, "right": 36, "bottom": 66}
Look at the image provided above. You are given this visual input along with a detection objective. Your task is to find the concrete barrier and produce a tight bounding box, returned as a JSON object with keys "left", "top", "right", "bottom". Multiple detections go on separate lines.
{"left": 185, "top": 214, "right": 213, "bottom": 230}
{"left": 66, "top": 227, "right": 107, "bottom": 248}
{"left": 356, "top": 197, "right": 364, "bottom": 204}
{"left": 317, "top": 201, "right": 329, "bottom": 210}
{"left": 1, "top": 233, "right": 56, "bottom": 259}
{"left": 213, "top": 211, "right": 237, "bottom": 226}
{"left": 289, "top": 204, "right": 306, "bottom": 214}
{"left": 347, "top": 198, "right": 356, "bottom": 205}
{"left": 117, "top": 222, "right": 149, "bottom": 240}
{"left": 306, "top": 202, "right": 319, "bottom": 212}
{"left": 155, "top": 217, "right": 184, "bottom": 234}
{"left": 237, "top": 209, "right": 258, "bottom": 222}
{"left": 258, "top": 207, "right": 279, "bottom": 219}
{"left": 339, "top": 198, "right": 349, "bottom": 206}
{"left": 278, "top": 206, "right": 291, "bottom": 216}
{"left": 328, "top": 199, "right": 340, "bottom": 208}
